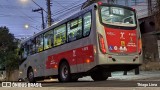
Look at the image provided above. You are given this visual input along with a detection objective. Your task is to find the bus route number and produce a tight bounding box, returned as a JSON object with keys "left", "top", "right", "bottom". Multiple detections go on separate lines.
{"left": 73, "top": 50, "right": 76, "bottom": 57}
{"left": 83, "top": 47, "right": 88, "bottom": 51}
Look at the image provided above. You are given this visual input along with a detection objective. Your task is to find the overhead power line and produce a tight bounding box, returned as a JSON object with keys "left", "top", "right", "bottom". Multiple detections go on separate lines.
{"left": 52, "top": 0, "right": 82, "bottom": 14}
{"left": 31, "top": 0, "right": 48, "bottom": 14}
{"left": 0, "top": 14, "right": 41, "bottom": 18}
{"left": 52, "top": 0, "right": 66, "bottom": 9}
{"left": 51, "top": 3, "right": 83, "bottom": 17}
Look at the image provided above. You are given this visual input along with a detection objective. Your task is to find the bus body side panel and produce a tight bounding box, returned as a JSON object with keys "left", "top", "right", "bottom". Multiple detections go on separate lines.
{"left": 19, "top": 61, "right": 28, "bottom": 80}
{"left": 34, "top": 52, "right": 46, "bottom": 77}
{"left": 45, "top": 44, "right": 95, "bottom": 76}
{"left": 19, "top": 52, "right": 45, "bottom": 78}
{"left": 82, "top": 8, "right": 98, "bottom": 72}
{"left": 44, "top": 6, "right": 98, "bottom": 76}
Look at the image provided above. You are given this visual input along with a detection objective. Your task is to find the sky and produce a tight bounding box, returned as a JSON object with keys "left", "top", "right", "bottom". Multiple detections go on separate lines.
{"left": 0, "top": 0, "right": 149, "bottom": 39}
{"left": 0, "top": 0, "right": 86, "bottom": 39}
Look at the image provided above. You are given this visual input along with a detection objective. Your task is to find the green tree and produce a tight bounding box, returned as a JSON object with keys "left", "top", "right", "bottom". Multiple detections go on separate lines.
{"left": 0, "top": 26, "right": 19, "bottom": 80}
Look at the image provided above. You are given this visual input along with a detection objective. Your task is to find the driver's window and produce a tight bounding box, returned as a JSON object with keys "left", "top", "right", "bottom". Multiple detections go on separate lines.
{"left": 124, "top": 17, "right": 134, "bottom": 24}
{"left": 21, "top": 43, "right": 29, "bottom": 59}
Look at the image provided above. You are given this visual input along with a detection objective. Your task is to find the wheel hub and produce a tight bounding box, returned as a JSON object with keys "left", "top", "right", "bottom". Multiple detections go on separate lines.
{"left": 62, "top": 66, "right": 68, "bottom": 79}
{"left": 29, "top": 72, "right": 34, "bottom": 80}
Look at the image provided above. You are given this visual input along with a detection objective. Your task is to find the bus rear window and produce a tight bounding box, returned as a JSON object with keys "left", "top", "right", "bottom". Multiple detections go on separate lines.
{"left": 100, "top": 6, "right": 136, "bottom": 28}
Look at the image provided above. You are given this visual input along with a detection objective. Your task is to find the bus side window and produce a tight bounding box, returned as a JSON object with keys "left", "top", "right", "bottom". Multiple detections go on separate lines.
{"left": 44, "top": 30, "right": 54, "bottom": 50}
{"left": 21, "top": 44, "right": 28, "bottom": 59}
{"left": 67, "top": 17, "right": 82, "bottom": 42}
{"left": 83, "top": 12, "right": 91, "bottom": 37}
{"left": 36, "top": 34, "right": 44, "bottom": 52}
{"left": 54, "top": 24, "right": 66, "bottom": 46}
{"left": 19, "top": 43, "right": 29, "bottom": 65}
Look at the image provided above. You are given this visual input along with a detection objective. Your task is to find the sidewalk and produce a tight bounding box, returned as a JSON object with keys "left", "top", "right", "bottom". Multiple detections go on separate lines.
{"left": 110, "top": 71, "right": 160, "bottom": 81}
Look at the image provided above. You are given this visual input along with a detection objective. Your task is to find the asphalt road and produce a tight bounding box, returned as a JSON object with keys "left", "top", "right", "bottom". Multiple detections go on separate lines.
{"left": 32, "top": 71, "right": 160, "bottom": 87}
{"left": 0, "top": 79, "right": 160, "bottom": 87}
{"left": 1, "top": 71, "right": 160, "bottom": 88}
{"left": 1, "top": 77, "right": 160, "bottom": 87}
{"left": 40, "top": 80, "right": 160, "bottom": 87}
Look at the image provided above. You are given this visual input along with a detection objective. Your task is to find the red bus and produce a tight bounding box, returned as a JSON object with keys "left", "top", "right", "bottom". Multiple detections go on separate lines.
{"left": 19, "top": 2, "right": 142, "bottom": 82}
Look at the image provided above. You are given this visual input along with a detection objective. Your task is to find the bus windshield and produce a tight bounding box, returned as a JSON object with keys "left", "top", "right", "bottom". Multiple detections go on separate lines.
{"left": 100, "top": 6, "right": 136, "bottom": 27}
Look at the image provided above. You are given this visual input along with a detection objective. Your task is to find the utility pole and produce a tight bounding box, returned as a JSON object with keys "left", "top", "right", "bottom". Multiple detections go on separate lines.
{"left": 108, "top": 0, "right": 115, "bottom": 4}
{"left": 125, "top": 0, "right": 128, "bottom": 6}
{"left": 46, "top": 0, "right": 52, "bottom": 27}
{"left": 135, "top": 0, "right": 137, "bottom": 5}
{"left": 32, "top": 8, "right": 45, "bottom": 29}
{"left": 31, "top": 0, "right": 47, "bottom": 29}
{"left": 148, "top": 0, "right": 152, "bottom": 15}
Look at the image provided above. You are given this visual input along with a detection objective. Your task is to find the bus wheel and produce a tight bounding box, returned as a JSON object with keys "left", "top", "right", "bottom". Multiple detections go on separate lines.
{"left": 58, "top": 61, "right": 71, "bottom": 82}
{"left": 27, "top": 68, "right": 36, "bottom": 83}
{"left": 91, "top": 71, "right": 108, "bottom": 81}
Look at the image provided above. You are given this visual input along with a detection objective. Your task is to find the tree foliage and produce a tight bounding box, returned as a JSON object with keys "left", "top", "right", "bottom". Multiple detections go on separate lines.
{"left": 0, "top": 26, "right": 19, "bottom": 71}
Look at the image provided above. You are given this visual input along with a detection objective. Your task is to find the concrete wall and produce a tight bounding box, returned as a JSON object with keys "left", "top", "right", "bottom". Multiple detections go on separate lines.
{"left": 139, "top": 15, "right": 159, "bottom": 62}
{"left": 6, "top": 70, "right": 19, "bottom": 81}
{"left": 142, "top": 33, "right": 159, "bottom": 62}
{"left": 139, "top": 16, "right": 155, "bottom": 34}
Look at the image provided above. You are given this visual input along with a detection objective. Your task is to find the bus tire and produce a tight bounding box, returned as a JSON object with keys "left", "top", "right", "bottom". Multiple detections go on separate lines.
{"left": 58, "top": 61, "right": 71, "bottom": 82}
{"left": 71, "top": 77, "right": 79, "bottom": 82}
{"left": 91, "top": 71, "right": 108, "bottom": 81}
{"left": 27, "top": 68, "right": 36, "bottom": 83}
